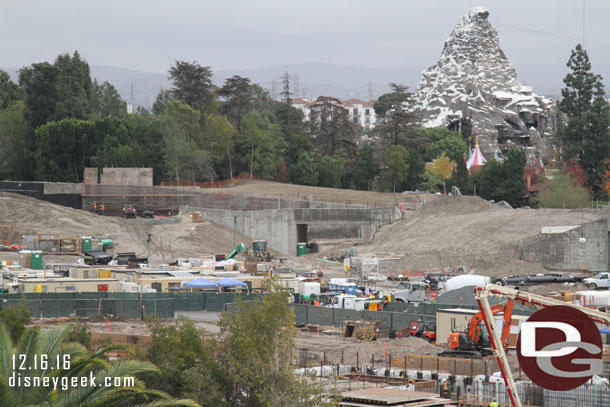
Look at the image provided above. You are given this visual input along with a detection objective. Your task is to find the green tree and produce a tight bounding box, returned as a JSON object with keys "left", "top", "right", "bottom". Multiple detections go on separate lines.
{"left": 560, "top": 44, "right": 610, "bottom": 198}
{"left": 385, "top": 145, "right": 409, "bottom": 192}
{"left": 0, "top": 299, "right": 30, "bottom": 344}
{"left": 236, "top": 111, "right": 283, "bottom": 180}
{"left": 53, "top": 51, "right": 93, "bottom": 121}
{"left": 403, "top": 149, "right": 426, "bottom": 191}
{"left": 217, "top": 75, "right": 253, "bottom": 131}
{"left": 0, "top": 324, "right": 198, "bottom": 407}
{"left": 0, "top": 101, "right": 33, "bottom": 180}
{"left": 374, "top": 83, "right": 421, "bottom": 147}
{"left": 289, "top": 152, "right": 319, "bottom": 185}
{"left": 469, "top": 148, "right": 526, "bottom": 207}
{"left": 214, "top": 288, "right": 324, "bottom": 407}
{"left": 538, "top": 172, "right": 590, "bottom": 208}
{"left": 19, "top": 61, "right": 58, "bottom": 129}
{"left": 307, "top": 96, "right": 357, "bottom": 157}
{"left": 206, "top": 113, "right": 237, "bottom": 179}
{"left": 0, "top": 70, "right": 23, "bottom": 109}
{"left": 152, "top": 88, "right": 174, "bottom": 115}
{"left": 286, "top": 133, "right": 312, "bottom": 166}
{"left": 169, "top": 61, "right": 214, "bottom": 111}
{"left": 318, "top": 155, "right": 345, "bottom": 188}
{"left": 144, "top": 316, "right": 209, "bottom": 398}
{"left": 355, "top": 144, "right": 379, "bottom": 190}
{"left": 450, "top": 155, "right": 468, "bottom": 190}
{"left": 418, "top": 128, "right": 468, "bottom": 162}
{"left": 34, "top": 119, "right": 97, "bottom": 182}
{"left": 90, "top": 80, "right": 127, "bottom": 119}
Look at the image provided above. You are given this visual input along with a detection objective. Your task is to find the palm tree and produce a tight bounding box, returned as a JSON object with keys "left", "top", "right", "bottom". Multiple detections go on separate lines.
{"left": 0, "top": 324, "right": 199, "bottom": 407}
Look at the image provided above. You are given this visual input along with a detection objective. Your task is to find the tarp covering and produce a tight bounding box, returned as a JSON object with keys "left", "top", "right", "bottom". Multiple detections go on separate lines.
{"left": 216, "top": 277, "right": 247, "bottom": 287}
{"left": 184, "top": 278, "right": 219, "bottom": 288}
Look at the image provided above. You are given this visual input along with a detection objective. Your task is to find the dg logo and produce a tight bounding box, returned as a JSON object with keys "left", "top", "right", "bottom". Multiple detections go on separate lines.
{"left": 517, "top": 305, "right": 603, "bottom": 391}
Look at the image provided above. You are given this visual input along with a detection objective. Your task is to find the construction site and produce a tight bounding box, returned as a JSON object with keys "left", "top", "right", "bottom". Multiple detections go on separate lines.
{"left": 1, "top": 168, "right": 610, "bottom": 407}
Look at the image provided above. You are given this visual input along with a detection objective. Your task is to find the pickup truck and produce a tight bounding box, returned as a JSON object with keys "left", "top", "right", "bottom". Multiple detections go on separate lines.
{"left": 583, "top": 273, "right": 610, "bottom": 290}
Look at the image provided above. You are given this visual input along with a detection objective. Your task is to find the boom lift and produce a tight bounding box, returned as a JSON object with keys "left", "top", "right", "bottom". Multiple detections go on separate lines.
{"left": 474, "top": 284, "right": 610, "bottom": 407}
{"left": 440, "top": 299, "right": 514, "bottom": 359}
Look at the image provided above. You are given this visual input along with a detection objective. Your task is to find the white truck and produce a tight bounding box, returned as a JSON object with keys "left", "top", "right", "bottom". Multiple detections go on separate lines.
{"left": 582, "top": 272, "right": 610, "bottom": 290}
{"left": 329, "top": 295, "right": 383, "bottom": 311}
{"left": 391, "top": 281, "right": 429, "bottom": 303}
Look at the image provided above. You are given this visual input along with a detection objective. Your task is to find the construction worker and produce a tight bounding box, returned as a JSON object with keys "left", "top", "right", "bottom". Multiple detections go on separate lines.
{"left": 92, "top": 201, "right": 98, "bottom": 214}
{"left": 489, "top": 398, "right": 498, "bottom": 407}
{"left": 441, "top": 378, "right": 449, "bottom": 397}
{"left": 100, "top": 203, "right": 105, "bottom": 216}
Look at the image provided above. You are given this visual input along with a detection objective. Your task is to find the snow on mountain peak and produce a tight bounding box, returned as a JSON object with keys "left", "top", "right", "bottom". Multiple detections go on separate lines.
{"left": 411, "top": 7, "right": 559, "bottom": 159}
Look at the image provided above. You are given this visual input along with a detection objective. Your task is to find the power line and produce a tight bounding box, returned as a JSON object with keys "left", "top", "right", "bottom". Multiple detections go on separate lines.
{"left": 495, "top": 22, "right": 610, "bottom": 48}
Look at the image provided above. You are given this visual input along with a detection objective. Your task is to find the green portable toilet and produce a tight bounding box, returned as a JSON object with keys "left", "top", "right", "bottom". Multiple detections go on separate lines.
{"left": 81, "top": 237, "right": 92, "bottom": 252}
{"left": 297, "top": 242, "right": 306, "bottom": 257}
{"left": 32, "top": 251, "right": 43, "bottom": 270}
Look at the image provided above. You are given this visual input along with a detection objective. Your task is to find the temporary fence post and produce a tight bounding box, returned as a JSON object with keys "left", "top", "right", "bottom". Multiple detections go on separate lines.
{"left": 404, "top": 356, "right": 407, "bottom": 385}
{"left": 387, "top": 353, "right": 391, "bottom": 384}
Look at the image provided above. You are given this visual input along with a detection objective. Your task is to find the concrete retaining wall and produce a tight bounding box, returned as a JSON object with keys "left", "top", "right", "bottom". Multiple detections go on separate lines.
{"left": 181, "top": 206, "right": 401, "bottom": 255}
{"left": 521, "top": 218, "right": 608, "bottom": 272}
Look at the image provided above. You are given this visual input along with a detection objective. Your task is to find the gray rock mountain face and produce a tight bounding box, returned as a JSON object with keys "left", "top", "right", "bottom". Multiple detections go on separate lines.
{"left": 411, "top": 7, "right": 559, "bottom": 159}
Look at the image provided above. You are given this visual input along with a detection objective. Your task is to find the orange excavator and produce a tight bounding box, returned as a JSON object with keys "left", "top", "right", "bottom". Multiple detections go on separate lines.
{"left": 439, "top": 299, "right": 514, "bottom": 359}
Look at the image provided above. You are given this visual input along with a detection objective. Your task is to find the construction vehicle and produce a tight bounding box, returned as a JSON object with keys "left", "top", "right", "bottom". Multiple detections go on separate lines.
{"left": 438, "top": 299, "right": 514, "bottom": 359}
{"left": 405, "top": 320, "right": 436, "bottom": 342}
{"left": 473, "top": 284, "right": 610, "bottom": 407}
{"left": 139, "top": 206, "right": 154, "bottom": 219}
{"left": 391, "top": 281, "right": 429, "bottom": 303}
{"left": 247, "top": 240, "right": 272, "bottom": 262}
{"left": 226, "top": 243, "right": 246, "bottom": 260}
{"left": 121, "top": 204, "right": 137, "bottom": 218}
{"left": 329, "top": 294, "right": 384, "bottom": 311}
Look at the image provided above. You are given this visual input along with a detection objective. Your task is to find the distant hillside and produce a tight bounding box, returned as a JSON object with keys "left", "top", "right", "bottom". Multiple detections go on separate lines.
{"left": 4, "top": 62, "right": 430, "bottom": 109}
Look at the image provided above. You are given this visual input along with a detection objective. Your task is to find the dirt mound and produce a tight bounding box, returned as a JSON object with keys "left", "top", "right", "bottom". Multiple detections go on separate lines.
{"left": 0, "top": 193, "right": 254, "bottom": 263}
{"left": 358, "top": 195, "right": 605, "bottom": 277}
{"left": 223, "top": 179, "right": 438, "bottom": 208}
{"left": 414, "top": 195, "right": 499, "bottom": 217}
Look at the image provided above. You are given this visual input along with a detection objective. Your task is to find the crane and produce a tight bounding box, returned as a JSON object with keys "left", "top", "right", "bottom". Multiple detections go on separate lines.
{"left": 474, "top": 284, "right": 610, "bottom": 407}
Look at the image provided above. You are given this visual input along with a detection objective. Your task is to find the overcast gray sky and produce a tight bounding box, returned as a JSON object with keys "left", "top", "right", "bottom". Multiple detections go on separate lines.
{"left": 3, "top": 0, "right": 610, "bottom": 94}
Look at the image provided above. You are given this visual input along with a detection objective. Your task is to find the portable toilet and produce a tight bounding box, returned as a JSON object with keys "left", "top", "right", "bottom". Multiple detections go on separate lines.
{"left": 81, "top": 237, "right": 92, "bottom": 252}
{"left": 31, "top": 251, "right": 43, "bottom": 270}
{"left": 297, "top": 242, "right": 306, "bottom": 257}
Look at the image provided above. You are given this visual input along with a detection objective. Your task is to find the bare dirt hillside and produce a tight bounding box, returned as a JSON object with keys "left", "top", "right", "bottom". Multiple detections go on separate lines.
{"left": 0, "top": 193, "right": 253, "bottom": 263}
{"left": 224, "top": 179, "right": 438, "bottom": 208}
{"left": 359, "top": 195, "right": 605, "bottom": 277}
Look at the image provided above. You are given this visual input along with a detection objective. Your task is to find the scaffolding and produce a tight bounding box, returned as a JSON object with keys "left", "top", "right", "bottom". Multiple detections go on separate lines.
{"left": 82, "top": 185, "right": 310, "bottom": 216}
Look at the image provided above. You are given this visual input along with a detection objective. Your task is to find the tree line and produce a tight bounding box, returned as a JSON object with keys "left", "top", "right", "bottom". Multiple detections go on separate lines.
{"left": 0, "top": 45, "right": 608, "bottom": 206}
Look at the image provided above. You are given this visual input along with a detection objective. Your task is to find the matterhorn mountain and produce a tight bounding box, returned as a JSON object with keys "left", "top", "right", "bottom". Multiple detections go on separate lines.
{"left": 411, "top": 7, "right": 559, "bottom": 159}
